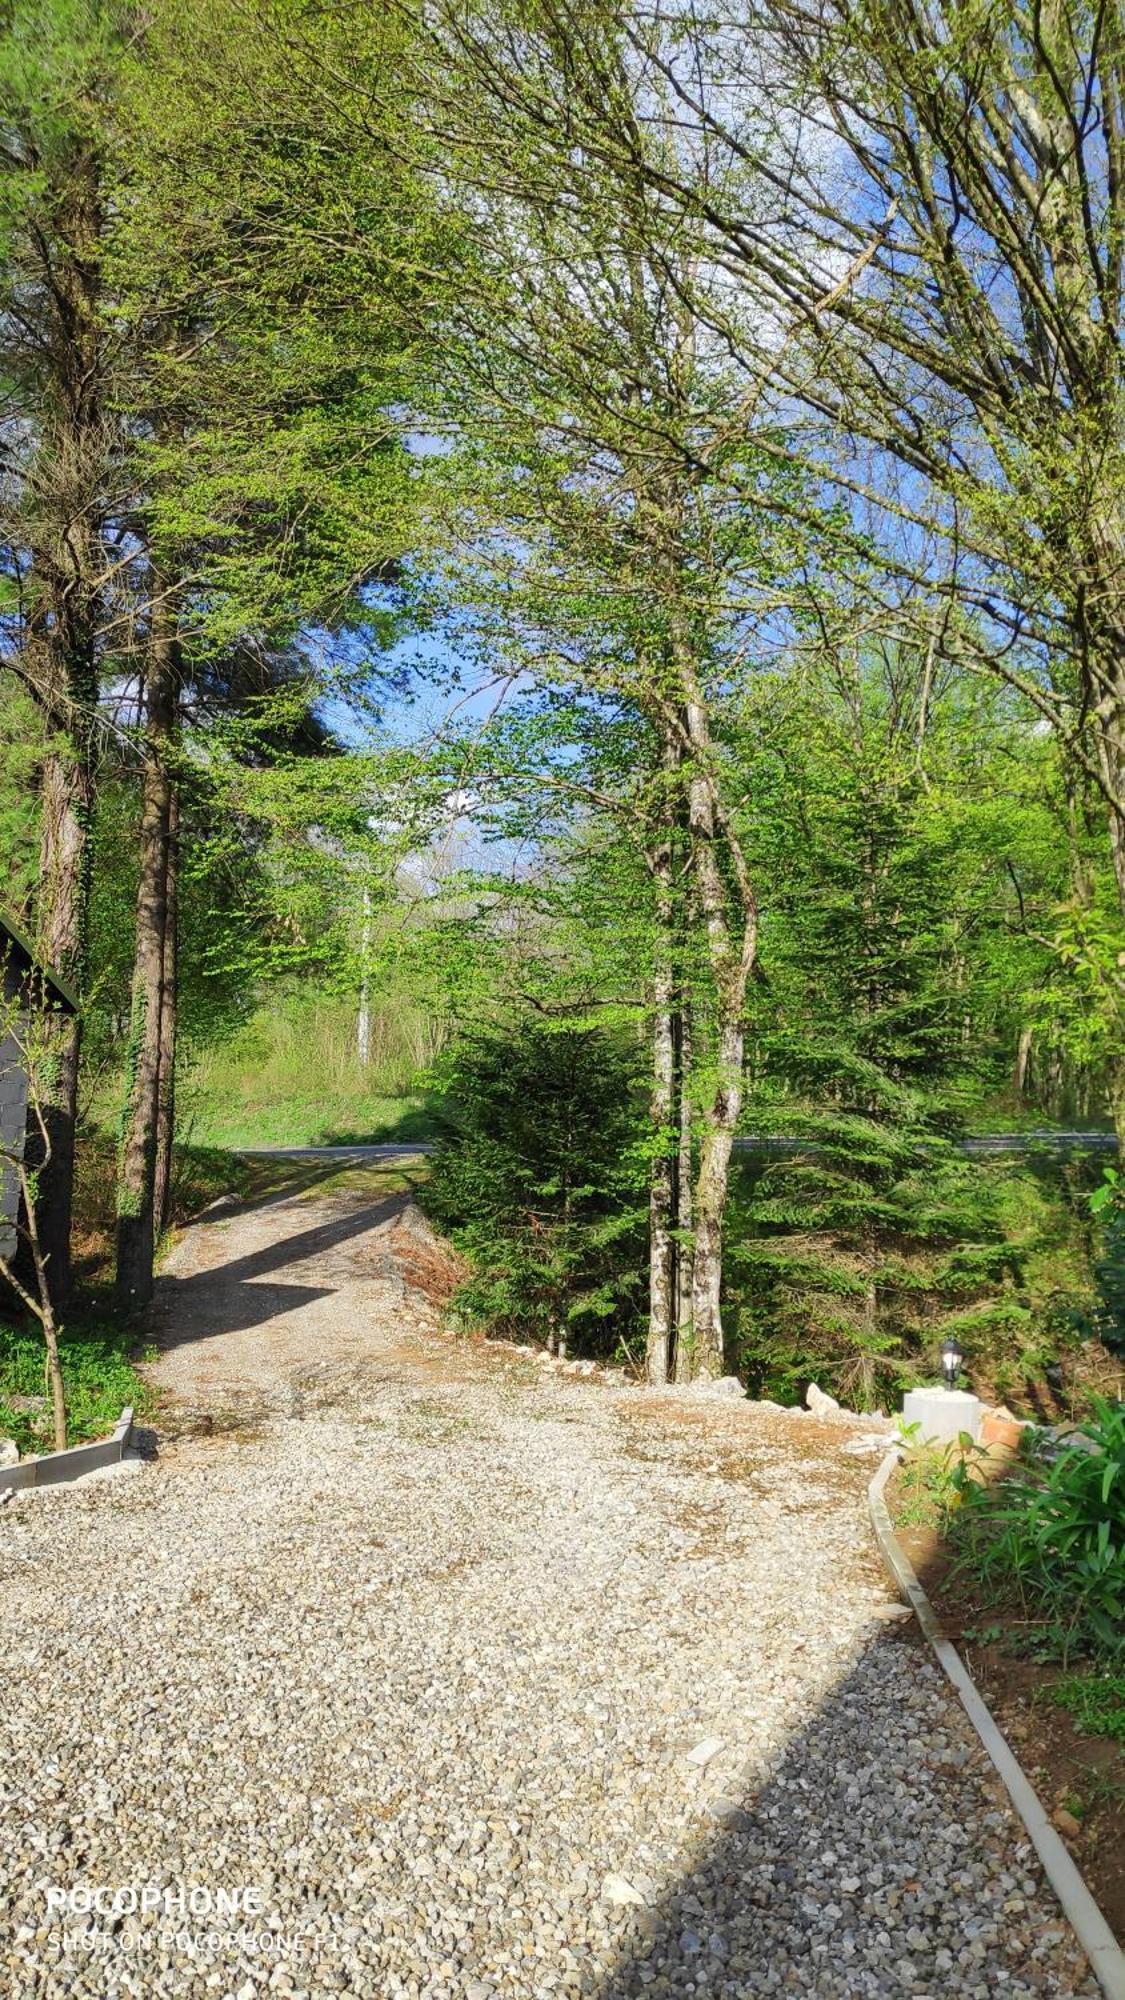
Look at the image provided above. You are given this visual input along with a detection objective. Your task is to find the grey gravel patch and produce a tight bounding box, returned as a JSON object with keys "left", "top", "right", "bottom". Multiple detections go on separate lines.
{"left": 0, "top": 1180, "right": 1100, "bottom": 1999}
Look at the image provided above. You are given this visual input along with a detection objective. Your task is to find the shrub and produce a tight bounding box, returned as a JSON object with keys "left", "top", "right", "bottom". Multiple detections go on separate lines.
{"left": 952, "top": 1398, "right": 1125, "bottom": 1661}
{"left": 421, "top": 1020, "right": 646, "bottom": 1356}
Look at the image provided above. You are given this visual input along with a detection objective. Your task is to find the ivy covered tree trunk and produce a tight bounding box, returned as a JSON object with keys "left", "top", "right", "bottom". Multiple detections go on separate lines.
{"left": 32, "top": 740, "right": 94, "bottom": 1305}
{"left": 23, "top": 144, "right": 106, "bottom": 1307}
{"left": 1090, "top": 620, "right": 1125, "bottom": 1159}
{"left": 116, "top": 596, "right": 179, "bottom": 1308}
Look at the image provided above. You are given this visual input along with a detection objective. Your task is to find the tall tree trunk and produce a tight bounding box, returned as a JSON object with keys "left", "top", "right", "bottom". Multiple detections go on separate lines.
{"left": 646, "top": 761, "right": 679, "bottom": 1385}
{"left": 680, "top": 689, "right": 758, "bottom": 1378}
{"left": 22, "top": 146, "right": 105, "bottom": 1306}
{"left": 690, "top": 1008, "right": 745, "bottom": 1376}
{"left": 673, "top": 998, "right": 696, "bottom": 1384}
{"left": 151, "top": 782, "right": 180, "bottom": 1240}
{"left": 1082, "top": 551, "right": 1125, "bottom": 1156}
{"left": 115, "top": 595, "right": 179, "bottom": 1308}
{"left": 31, "top": 742, "right": 93, "bottom": 1304}
{"left": 647, "top": 965, "right": 677, "bottom": 1385}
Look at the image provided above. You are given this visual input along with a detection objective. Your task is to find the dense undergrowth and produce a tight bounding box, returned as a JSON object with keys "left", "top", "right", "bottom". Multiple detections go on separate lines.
{"left": 951, "top": 1401, "right": 1125, "bottom": 1665}
{"left": 422, "top": 1015, "right": 1121, "bottom": 1408}
{"left": 896, "top": 1407, "right": 1125, "bottom": 1748}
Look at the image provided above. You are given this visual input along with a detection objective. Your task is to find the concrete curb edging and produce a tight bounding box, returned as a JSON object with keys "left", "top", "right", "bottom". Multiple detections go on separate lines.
{"left": 868, "top": 1449, "right": 1125, "bottom": 2000}
{"left": 0, "top": 1406, "right": 134, "bottom": 1497}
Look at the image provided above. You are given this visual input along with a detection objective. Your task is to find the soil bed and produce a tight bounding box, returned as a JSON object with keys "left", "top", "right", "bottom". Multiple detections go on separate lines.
{"left": 887, "top": 1461, "right": 1125, "bottom": 1945}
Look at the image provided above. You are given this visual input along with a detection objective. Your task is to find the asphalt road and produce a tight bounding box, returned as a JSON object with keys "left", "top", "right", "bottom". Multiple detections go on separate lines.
{"left": 238, "top": 1131, "right": 1118, "bottom": 1159}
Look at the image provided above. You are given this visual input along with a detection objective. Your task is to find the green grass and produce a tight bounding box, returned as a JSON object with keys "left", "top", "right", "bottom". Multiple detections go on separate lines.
{"left": 235, "top": 1155, "right": 427, "bottom": 1205}
{"left": 186, "top": 1091, "right": 437, "bottom": 1150}
{"left": 178, "top": 990, "right": 445, "bottom": 1150}
{"left": 1042, "top": 1668, "right": 1125, "bottom": 1744}
{"left": 0, "top": 1310, "right": 154, "bottom": 1455}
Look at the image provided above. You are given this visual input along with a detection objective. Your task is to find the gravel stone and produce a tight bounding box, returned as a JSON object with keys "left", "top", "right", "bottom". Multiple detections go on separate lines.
{"left": 0, "top": 1178, "right": 1102, "bottom": 1997}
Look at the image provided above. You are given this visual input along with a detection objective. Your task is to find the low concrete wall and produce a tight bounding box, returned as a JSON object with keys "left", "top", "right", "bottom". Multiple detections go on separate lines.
{"left": 0, "top": 1407, "right": 134, "bottom": 1495}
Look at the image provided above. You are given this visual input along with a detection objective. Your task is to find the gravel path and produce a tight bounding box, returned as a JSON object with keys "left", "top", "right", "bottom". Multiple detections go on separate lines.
{"left": 0, "top": 1169, "right": 1100, "bottom": 1998}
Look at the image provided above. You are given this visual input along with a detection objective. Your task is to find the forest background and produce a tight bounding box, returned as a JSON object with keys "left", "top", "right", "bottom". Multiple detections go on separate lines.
{"left": 2, "top": 0, "right": 1124, "bottom": 1438}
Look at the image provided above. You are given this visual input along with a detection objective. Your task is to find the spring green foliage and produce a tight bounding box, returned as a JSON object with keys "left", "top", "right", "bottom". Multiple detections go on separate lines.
{"left": 0, "top": 1312, "right": 152, "bottom": 1455}
{"left": 714, "top": 662, "right": 1107, "bottom": 1404}
{"left": 953, "top": 1402, "right": 1125, "bottom": 1662}
{"left": 183, "top": 989, "right": 441, "bottom": 1148}
{"left": 0, "top": 0, "right": 1120, "bottom": 1439}
{"left": 421, "top": 1021, "right": 647, "bottom": 1356}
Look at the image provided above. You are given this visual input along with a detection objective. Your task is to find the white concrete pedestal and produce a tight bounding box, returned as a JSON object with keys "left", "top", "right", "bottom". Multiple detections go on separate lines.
{"left": 901, "top": 1386, "right": 983, "bottom": 1446}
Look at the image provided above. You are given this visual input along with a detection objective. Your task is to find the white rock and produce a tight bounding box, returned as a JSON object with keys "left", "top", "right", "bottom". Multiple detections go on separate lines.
{"left": 0, "top": 1437, "right": 18, "bottom": 1468}
{"left": 601, "top": 1873, "right": 646, "bottom": 1907}
{"left": 805, "top": 1382, "right": 841, "bottom": 1416}
{"left": 685, "top": 1736, "right": 725, "bottom": 1767}
{"left": 841, "top": 1432, "right": 893, "bottom": 1456}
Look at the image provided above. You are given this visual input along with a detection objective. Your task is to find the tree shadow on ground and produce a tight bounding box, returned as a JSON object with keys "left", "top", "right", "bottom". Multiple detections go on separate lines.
{"left": 587, "top": 1628, "right": 1097, "bottom": 1999}
{"left": 153, "top": 1192, "right": 407, "bottom": 1348}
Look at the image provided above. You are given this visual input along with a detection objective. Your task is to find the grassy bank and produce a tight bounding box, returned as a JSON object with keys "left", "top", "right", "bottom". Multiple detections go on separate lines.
{"left": 177, "top": 990, "right": 443, "bottom": 1149}
{"left": 183, "top": 1090, "right": 435, "bottom": 1150}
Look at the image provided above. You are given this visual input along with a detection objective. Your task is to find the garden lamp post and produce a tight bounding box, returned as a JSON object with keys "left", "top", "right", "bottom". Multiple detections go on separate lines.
{"left": 941, "top": 1335, "right": 964, "bottom": 1390}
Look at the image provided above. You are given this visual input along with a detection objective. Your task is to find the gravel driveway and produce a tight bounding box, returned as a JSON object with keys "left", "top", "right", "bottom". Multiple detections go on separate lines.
{"left": 0, "top": 1166, "right": 1099, "bottom": 1998}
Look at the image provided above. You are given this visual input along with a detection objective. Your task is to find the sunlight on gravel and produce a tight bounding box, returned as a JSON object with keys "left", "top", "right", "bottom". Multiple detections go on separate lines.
{"left": 0, "top": 1183, "right": 1101, "bottom": 1998}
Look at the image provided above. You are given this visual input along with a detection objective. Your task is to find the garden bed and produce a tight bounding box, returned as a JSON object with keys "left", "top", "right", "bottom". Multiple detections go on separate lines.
{"left": 888, "top": 1455, "right": 1125, "bottom": 1944}
{"left": 0, "top": 1305, "right": 153, "bottom": 1458}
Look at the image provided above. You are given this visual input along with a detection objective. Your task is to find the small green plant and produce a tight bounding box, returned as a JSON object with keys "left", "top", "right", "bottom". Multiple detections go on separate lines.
{"left": 894, "top": 1435, "right": 985, "bottom": 1529}
{"left": 1042, "top": 1667, "right": 1125, "bottom": 1745}
{"left": 952, "top": 1397, "right": 1125, "bottom": 1661}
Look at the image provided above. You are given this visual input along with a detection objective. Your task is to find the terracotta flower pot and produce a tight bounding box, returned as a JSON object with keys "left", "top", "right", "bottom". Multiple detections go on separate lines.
{"left": 979, "top": 1407, "right": 1025, "bottom": 1453}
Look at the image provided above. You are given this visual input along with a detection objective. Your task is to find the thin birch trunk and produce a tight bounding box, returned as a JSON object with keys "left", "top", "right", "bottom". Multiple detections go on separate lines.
{"left": 646, "top": 766, "right": 679, "bottom": 1385}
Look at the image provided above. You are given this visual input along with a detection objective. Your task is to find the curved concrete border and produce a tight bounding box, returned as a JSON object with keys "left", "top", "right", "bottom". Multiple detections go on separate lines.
{"left": 868, "top": 1449, "right": 1125, "bottom": 2000}
{"left": 0, "top": 1406, "right": 134, "bottom": 1497}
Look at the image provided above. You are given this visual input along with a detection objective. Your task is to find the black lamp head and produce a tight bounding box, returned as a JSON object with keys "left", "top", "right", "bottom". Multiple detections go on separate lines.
{"left": 941, "top": 1335, "right": 965, "bottom": 1389}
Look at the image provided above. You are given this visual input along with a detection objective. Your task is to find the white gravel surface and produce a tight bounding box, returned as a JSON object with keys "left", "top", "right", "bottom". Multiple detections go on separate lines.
{"left": 0, "top": 1173, "right": 1100, "bottom": 1998}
